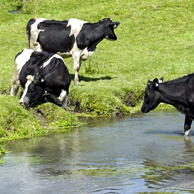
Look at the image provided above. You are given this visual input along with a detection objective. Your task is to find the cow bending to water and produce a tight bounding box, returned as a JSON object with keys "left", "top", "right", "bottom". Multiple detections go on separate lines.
{"left": 141, "top": 75, "right": 194, "bottom": 136}
{"left": 26, "top": 18, "right": 120, "bottom": 84}
{"left": 10, "top": 49, "right": 71, "bottom": 108}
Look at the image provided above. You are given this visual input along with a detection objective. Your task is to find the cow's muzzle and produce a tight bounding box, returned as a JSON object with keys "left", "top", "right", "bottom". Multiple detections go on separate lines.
{"left": 141, "top": 106, "right": 149, "bottom": 113}
{"left": 20, "top": 96, "right": 30, "bottom": 108}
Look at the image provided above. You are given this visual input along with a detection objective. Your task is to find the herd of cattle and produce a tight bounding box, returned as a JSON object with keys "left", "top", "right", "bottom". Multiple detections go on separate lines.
{"left": 9, "top": 17, "right": 194, "bottom": 135}
{"left": 10, "top": 17, "right": 120, "bottom": 107}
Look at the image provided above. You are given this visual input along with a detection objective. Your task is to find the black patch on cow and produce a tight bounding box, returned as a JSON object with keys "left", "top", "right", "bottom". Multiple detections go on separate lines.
{"left": 19, "top": 51, "right": 55, "bottom": 88}
{"left": 37, "top": 20, "right": 75, "bottom": 53}
{"left": 76, "top": 22, "right": 104, "bottom": 51}
{"left": 76, "top": 19, "right": 118, "bottom": 51}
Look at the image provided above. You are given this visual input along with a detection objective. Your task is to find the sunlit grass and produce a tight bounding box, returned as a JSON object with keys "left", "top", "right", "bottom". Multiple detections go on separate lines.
{"left": 1, "top": 0, "right": 194, "bottom": 140}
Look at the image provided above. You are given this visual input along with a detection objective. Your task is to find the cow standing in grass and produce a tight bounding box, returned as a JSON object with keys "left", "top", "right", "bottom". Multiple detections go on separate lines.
{"left": 11, "top": 49, "right": 71, "bottom": 109}
{"left": 141, "top": 75, "right": 194, "bottom": 136}
{"left": 26, "top": 18, "right": 120, "bottom": 84}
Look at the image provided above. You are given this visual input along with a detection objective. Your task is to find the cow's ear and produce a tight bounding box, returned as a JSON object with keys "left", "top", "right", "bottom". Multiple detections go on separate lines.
{"left": 159, "top": 77, "right": 163, "bottom": 83}
{"left": 153, "top": 78, "right": 159, "bottom": 90}
{"left": 110, "top": 21, "right": 120, "bottom": 29}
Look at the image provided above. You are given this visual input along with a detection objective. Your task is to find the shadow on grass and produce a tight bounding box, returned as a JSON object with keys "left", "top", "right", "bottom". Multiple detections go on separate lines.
{"left": 70, "top": 74, "right": 113, "bottom": 82}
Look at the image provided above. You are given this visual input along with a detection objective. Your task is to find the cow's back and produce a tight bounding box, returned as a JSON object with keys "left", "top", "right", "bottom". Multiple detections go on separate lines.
{"left": 36, "top": 20, "right": 75, "bottom": 54}
{"left": 19, "top": 51, "right": 55, "bottom": 88}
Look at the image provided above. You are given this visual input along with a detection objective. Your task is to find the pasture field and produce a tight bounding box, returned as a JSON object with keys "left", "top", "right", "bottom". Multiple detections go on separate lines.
{"left": 0, "top": 0, "right": 194, "bottom": 144}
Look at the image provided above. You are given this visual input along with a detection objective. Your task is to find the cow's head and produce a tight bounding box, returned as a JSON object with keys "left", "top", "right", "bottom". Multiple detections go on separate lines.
{"left": 141, "top": 77, "right": 163, "bottom": 113}
{"left": 20, "top": 74, "right": 45, "bottom": 107}
{"left": 102, "top": 18, "right": 120, "bottom": 40}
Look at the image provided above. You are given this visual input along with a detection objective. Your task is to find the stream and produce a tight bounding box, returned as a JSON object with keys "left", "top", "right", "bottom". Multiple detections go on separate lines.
{"left": 1, "top": 110, "right": 194, "bottom": 193}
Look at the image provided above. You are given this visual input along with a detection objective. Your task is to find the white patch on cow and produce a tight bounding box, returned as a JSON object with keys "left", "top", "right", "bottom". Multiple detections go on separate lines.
{"left": 43, "top": 89, "right": 68, "bottom": 109}
{"left": 41, "top": 54, "right": 63, "bottom": 68}
{"left": 58, "top": 89, "right": 67, "bottom": 101}
{"left": 67, "top": 18, "right": 87, "bottom": 37}
{"left": 57, "top": 51, "right": 72, "bottom": 58}
{"left": 11, "top": 49, "right": 34, "bottom": 96}
{"left": 80, "top": 48, "right": 94, "bottom": 60}
{"left": 185, "top": 130, "right": 190, "bottom": 136}
{"left": 26, "top": 75, "right": 34, "bottom": 81}
{"left": 159, "top": 79, "right": 163, "bottom": 83}
{"left": 20, "top": 75, "right": 34, "bottom": 104}
{"left": 113, "top": 24, "right": 118, "bottom": 29}
{"left": 16, "top": 49, "right": 34, "bottom": 71}
{"left": 67, "top": 19, "right": 91, "bottom": 84}
{"left": 29, "top": 18, "right": 46, "bottom": 51}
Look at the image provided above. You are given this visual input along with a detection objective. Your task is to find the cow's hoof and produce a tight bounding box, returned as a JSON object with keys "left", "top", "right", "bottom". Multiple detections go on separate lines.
{"left": 184, "top": 130, "right": 190, "bottom": 136}
{"left": 74, "top": 81, "right": 80, "bottom": 85}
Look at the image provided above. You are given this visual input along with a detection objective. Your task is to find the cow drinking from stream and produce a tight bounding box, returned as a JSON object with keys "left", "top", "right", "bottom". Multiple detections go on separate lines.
{"left": 26, "top": 18, "right": 120, "bottom": 84}
{"left": 10, "top": 49, "right": 71, "bottom": 109}
{"left": 141, "top": 75, "right": 194, "bottom": 136}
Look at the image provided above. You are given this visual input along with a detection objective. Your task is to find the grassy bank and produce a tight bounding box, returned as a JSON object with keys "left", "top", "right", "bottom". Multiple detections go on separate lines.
{"left": 0, "top": 0, "right": 194, "bottom": 145}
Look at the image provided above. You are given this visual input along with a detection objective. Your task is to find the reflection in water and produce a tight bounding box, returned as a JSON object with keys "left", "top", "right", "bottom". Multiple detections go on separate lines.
{"left": 1, "top": 110, "right": 194, "bottom": 193}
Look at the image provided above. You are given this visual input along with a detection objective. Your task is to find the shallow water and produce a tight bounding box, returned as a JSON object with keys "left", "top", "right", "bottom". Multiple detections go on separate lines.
{"left": 1, "top": 110, "right": 194, "bottom": 193}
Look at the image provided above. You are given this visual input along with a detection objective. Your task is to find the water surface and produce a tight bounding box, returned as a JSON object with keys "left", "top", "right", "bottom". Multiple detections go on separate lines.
{"left": 1, "top": 110, "right": 194, "bottom": 193}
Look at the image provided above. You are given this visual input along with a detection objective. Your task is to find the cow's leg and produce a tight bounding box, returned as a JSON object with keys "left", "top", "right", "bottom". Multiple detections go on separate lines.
{"left": 47, "top": 90, "right": 68, "bottom": 108}
{"left": 61, "top": 96, "right": 68, "bottom": 109}
{"left": 30, "top": 41, "right": 43, "bottom": 52}
{"left": 30, "top": 32, "right": 43, "bottom": 51}
{"left": 59, "top": 90, "right": 68, "bottom": 109}
{"left": 10, "top": 80, "right": 20, "bottom": 96}
{"left": 10, "top": 68, "right": 20, "bottom": 96}
{"left": 57, "top": 89, "right": 67, "bottom": 108}
{"left": 72, "top": 53, "right": 82, "bottom": 84}
{"left": 184, "top": 116, "right": 192, "bottom": 136}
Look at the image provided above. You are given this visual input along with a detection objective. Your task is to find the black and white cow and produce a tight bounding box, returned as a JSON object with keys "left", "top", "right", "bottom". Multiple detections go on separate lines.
{"left": 10, "top": 49, "right": 71, "bottom": 108}
{"left": 141, "top": 75, "right": 194, "bottom": 136}
{"left": 26, "top": 18, "right": 120, "bottom": 84}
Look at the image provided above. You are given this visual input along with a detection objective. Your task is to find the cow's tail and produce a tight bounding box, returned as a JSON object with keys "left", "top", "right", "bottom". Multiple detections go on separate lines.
{"left": 26, "top": 18, "right": 36, "bottom": 47}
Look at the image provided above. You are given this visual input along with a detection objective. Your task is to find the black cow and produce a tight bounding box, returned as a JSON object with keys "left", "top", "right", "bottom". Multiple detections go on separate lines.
{"left": 10, "top": 49, "right": 71, "bottom": 108}
{"left": 26, "top": 18, "right": 120, "bottom": 84}
{"left": 141, "top": 75, "right": 194, "bottom": 136}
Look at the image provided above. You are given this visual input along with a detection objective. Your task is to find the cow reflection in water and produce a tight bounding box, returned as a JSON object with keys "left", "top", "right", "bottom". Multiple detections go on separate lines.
{"left": 10, "top": 49, "right": 71, "bottom": 109}
{"left": 141, "top": 75, "right": 194, "bottom": 136}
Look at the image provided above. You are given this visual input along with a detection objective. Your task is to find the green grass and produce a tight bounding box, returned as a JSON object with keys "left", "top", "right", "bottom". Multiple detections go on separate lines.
{"left": 0, "top": 95, "right": 79, "bottom": 142}
{"left": 1, "top": 0, "right": 194, "bottom": 141}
